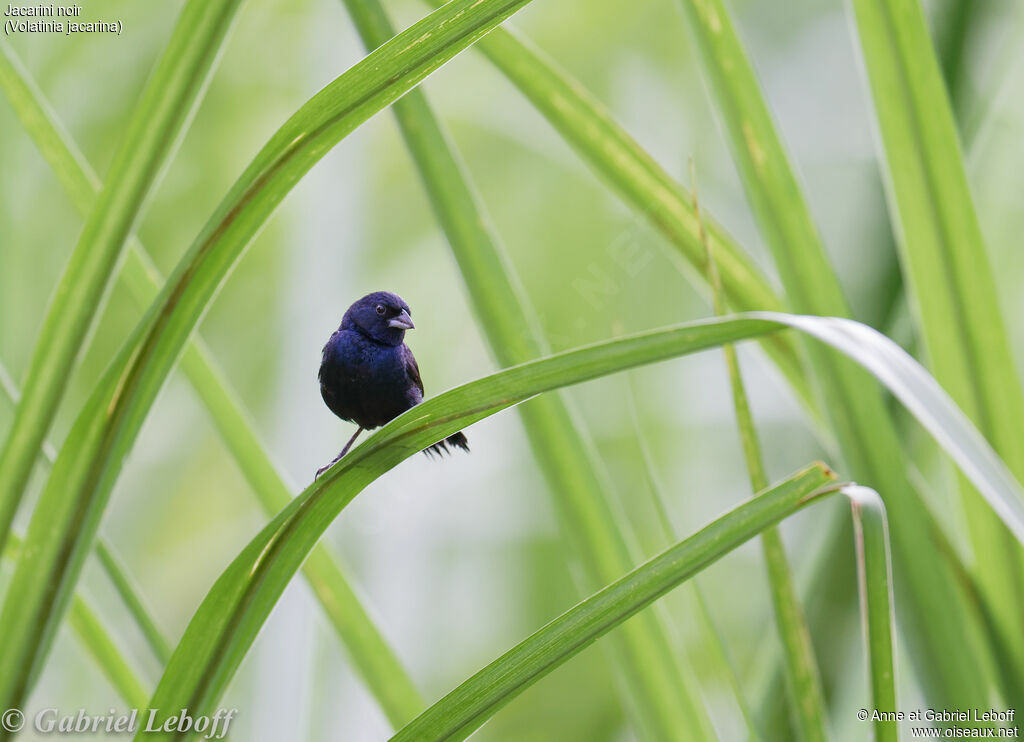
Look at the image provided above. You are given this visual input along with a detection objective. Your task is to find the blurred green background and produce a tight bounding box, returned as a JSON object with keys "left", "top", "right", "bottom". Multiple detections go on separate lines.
{"left": 1, "top": 0, "right": 1022, "bottom": 738}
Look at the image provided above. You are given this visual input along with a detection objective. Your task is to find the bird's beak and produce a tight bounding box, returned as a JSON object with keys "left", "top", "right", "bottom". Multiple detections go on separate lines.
{"left": 388, "top": 310, "right": 415, "bottom": 330}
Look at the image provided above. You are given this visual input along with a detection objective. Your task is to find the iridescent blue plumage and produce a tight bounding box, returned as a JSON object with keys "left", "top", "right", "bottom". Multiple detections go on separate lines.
{"left": 316, "top": 291, "right": 468, "bottom": 477}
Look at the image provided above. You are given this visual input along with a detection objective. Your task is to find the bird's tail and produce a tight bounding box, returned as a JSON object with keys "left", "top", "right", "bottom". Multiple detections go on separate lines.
{"left": 424, "top": 431, "right": 470, "bottom": 458}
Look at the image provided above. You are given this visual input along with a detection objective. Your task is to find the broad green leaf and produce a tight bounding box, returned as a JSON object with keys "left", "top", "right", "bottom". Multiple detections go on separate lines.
{"left": 675, "top": 0, "right": 991, "bottom": 707}
{"left": 339, "top": 0, "right": 713, "bottom": 737}
{"left": 0, "top": 0, "right": 540, "bottom": 719}
{"left": 141, "top": 311, "right": 1022, "bottom": 738}
{"left": 0, "top": 0, "right": 244, "bottom": 554}
{"left": 0, "top": 40, "right": 423, "bottom": 728}
{"left": 849, "top": 0, "right": 1024, "bottom": 676}
{"left": 391, "top": 464, "right": 838, "bottom": 742}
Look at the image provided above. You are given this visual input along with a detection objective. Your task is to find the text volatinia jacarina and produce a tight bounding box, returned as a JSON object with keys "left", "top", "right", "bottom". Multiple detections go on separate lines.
{"left": 316, "top": 291, "right": 469, "bottom": 477}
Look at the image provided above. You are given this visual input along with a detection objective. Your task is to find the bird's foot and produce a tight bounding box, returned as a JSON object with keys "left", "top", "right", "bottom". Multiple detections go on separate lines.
{"left": 314, "top": 427, "right": 364, "bottom": 481}
{"left": 315, "top": 452, "right": 344, "bottom": 480}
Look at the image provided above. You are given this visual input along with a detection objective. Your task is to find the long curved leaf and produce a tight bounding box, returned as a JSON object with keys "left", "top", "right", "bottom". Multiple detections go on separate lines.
{"left": 0, "top": 0, "right": 538, "bottom": 720}
{"left": 771, "top": 313, "right": 1024, "bottom": 542}
{"left": 140, "top": 311, "right": 1021, "bottom": 738}
{"left": 675, "top": 0, "right": 991, "bottom": 707}
{"left": 392, "top": 477, "right": 902, "bottom": 742}
{"left": 339, "top": 1, "right": 712, "bottom": 737}
{"left": 0, "top": 0, "right": 244, "bottom": 553}
{"left": 428, "top": 14, "right": 813, "bottom": 414}
{"left": 391, "top": 475, "right": 902, "bottom": 742}
{"left": 0, "top": 40, "right": 424, "bottom": 728}
{"left": 391, "top": 464, "right": 838, "bottom": 742}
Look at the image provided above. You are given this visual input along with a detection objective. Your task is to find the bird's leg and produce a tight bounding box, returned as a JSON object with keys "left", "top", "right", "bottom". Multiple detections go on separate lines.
{"left": 337, "top": 426, "right": 364, "bottom": 459}
{"left": 315, "top": 427, "right": 363, "bottom": 479}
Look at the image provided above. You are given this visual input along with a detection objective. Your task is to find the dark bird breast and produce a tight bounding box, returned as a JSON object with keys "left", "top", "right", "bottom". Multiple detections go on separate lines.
{"left": 319, "top": 329, "right": 422, "bottom": 430}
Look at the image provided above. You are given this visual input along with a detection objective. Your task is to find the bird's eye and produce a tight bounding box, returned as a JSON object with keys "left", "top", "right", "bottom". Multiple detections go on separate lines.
{"left": 375, "top": 304, "right": 385, "bottom": 316}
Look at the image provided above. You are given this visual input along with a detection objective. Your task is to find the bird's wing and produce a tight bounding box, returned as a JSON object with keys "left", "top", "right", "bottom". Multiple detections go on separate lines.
{"left": 402, "top": 345, "right": 425, "bottom": 398}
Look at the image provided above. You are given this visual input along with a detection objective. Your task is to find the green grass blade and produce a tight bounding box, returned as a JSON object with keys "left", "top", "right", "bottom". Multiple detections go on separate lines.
{"left": 694, "top": 184, "right": 827, "bottom": 742}
{"left": 845, "top": 486, "right": 898, "bottom": 742}
{"left": 390, "top": 464, "right": 838, "bottom": 742}
{"left": 0, "top": 42, "right": 97, "bottom": 214}
{"left": 465, "top": 24, "right": 778, "bottom": 310}
{"left": 0, "top": 41, "right": 424, "bottom": 728}
{"left": 297, "top": 548, "right": 424, "bottom": 725}
{"left": 65, "top": 595, "right": 152, "bottom": 712}
{"left": 848, "top": 0, "right": 1024, "bottom": 673}
{"left": 339, "top": 1, "right": 713, "bottom": 738}
{"left": 424, "top": 14, "right": 813, "bottom": 414}
{"left": 4, "top": 534, "right": 149, "bottom": 710}
{"left": 756, "top": 531, "right": 824, "bottom": 740}
{"left": 93, "top": 541, "right": 172, "bottom": 667}
{"left": 0, "top": 0, "right": 244, "bottom": 554}
{"left": 765, "top": 313, "right": 1024, "bottom": 542}
{"left": 934, "top": 0, "right": 979, "bottom": 118}
{"left": 939, "top": 519, "right": 1024, "bottom": 706}
{"left": 140, "top": 311, "right": 1023, "bottom": 737}
{"left": 675, "top": 0, "right": 991, "bottom": 707}
{"left": 690, "top": 584, "right": 765, "bottom": 742}
{"left": 627, "top": 382, "right": 765, "bottom": 742}
{"left": 675, "top": 0, "right": 836, "bottom": 313}
{"left": 0, "top": 0, "right": 548, "bottom": 722}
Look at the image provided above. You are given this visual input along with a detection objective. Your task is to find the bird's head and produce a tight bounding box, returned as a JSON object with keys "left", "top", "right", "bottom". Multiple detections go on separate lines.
{"left": 341, "top": 291, "right": 415, "bottom": 346}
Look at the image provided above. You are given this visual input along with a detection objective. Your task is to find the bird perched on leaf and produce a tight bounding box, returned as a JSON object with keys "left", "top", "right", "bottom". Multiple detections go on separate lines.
{"left": 316, "top": 291, "right": 469, "bottom": 478}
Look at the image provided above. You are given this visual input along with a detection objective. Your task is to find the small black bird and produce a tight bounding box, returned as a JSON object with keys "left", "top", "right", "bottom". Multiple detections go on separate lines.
{"left": 316, "top": 291, "right": 469, "bottom": 478}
